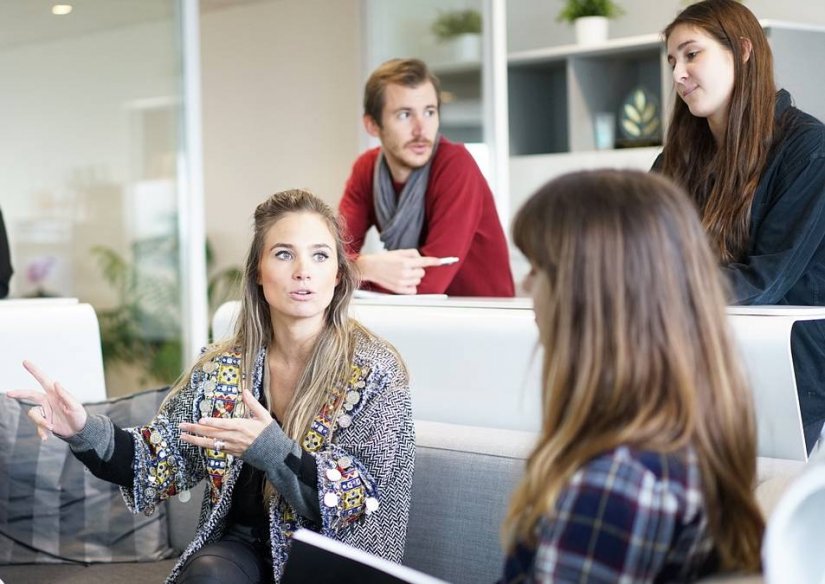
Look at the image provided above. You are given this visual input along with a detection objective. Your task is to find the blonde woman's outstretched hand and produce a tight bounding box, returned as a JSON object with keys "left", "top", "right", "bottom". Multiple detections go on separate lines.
{"left": 6, "top": 360, "right": 88, "bottom": 441}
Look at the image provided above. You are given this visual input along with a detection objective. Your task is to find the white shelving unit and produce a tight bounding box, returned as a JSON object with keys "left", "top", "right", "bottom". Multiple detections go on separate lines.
{"left": 508, "top": 33, "right": 667, "bottom": 155}
{"left": 505, "top": 20, "right": 825, "bottom": 158}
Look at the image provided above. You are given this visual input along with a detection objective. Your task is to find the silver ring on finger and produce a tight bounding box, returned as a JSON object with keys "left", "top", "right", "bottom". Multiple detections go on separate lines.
{"left": 213, "top": 438, "right": 225, "bottom": 452}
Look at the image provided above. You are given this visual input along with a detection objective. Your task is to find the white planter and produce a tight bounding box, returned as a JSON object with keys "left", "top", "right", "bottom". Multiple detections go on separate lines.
{"left": 574, "top": 16, "right": 609, "bottom": 46}
{"left": 449, "top": 33, "right": 481, "bottom": 62}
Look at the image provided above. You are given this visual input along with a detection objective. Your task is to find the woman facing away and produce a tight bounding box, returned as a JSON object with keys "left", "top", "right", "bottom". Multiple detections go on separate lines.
{"left": 8, "top": 189, "right": 415, "bottom": 584}
{"left": 501, "top": 170, "right": 764, "bottom": 583}
{"left": 653, "top": 0, "right": 825, "bottom": 451}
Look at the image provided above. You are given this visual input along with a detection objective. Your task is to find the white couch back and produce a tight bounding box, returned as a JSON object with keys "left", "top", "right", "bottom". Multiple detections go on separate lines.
{"left": 0, "top": 298, "right": 106, "bottom": 403}
{"left": 212, "top": 299, "right": 823, "bottom": 461}
{"left": 212, "top": 298, "right": 541, "bottom": 431}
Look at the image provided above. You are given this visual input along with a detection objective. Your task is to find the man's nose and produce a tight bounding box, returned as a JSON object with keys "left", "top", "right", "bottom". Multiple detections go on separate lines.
{"left": 411, "top": 115, "right": 423, "bottom": 136}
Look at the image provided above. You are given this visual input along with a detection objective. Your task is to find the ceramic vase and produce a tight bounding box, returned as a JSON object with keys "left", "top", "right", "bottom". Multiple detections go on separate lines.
{"left": 574, "top": 16, "right": 608, "bottom": 46}
{"left": 450, "top": 33, "right": 481, "bottom": 62}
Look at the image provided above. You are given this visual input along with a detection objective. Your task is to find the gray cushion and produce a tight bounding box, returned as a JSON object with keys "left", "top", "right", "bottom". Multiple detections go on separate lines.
{"left": 403, "top": 443, "right": 525, "bottom": 583}
{"left": 0, "top": 387, "right": 176, "bottom": 564}
{"left": 166, "top": 482, "right": 202, "bottom": 552}
{"left": 0, "top": 558, "right": 179, "bottom": 584}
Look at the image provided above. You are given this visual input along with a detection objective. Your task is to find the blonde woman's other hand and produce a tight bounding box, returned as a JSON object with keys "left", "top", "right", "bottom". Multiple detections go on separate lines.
{"left": 6, "top": 360, "right": 88, "bottom": 440}
{"left": 179, "top": 389, "right": 274, "bottom": 457}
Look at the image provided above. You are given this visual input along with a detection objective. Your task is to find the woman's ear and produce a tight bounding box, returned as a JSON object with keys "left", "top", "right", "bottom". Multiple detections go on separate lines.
{"left": 740, "top": 37, "right": 753, "bottom": 63}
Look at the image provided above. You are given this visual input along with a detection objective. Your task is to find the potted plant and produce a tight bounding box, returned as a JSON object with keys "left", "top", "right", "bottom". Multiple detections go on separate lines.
{"left": 557, "top": 0, "right": 624, "bottom": 46}
{"left": 431, "top": 9, "right": 483, "bottom": 62}
{"left": 91, "top": 237, "right": 242, "bottom": 388}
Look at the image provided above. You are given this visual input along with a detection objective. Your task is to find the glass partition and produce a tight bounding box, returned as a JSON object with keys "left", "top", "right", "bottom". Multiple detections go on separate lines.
{"left": 0, "top": 1, "right": 195, "bottom": 396}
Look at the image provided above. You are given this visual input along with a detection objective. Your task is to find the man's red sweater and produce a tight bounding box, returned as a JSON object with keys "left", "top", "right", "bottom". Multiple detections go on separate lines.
{"left": 339, "top": 137, "right": 515, "bottom": 297}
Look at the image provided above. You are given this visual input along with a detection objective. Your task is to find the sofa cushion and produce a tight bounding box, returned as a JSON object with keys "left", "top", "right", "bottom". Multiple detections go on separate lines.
{"left": 403, "top": 420, "right": 535, "bottom": 583}
{"left": 754, "top": 457, "right": 805, "bottom": 518}
{"left": 0, "top": 558, "right": 179, "bottom": 584}
{"left": 0, "top": 387, "right": 176, "bottom": 564}
{"left": 167, "top": 481, "right": 202, "bottom": 552}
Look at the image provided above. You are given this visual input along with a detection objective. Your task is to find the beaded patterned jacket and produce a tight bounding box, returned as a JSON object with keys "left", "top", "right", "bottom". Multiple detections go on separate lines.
{"left": 119, "top": 328, "right": 415, "bottom": 583}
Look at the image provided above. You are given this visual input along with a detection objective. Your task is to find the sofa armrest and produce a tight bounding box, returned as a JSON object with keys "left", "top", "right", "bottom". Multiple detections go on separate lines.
{"left": 756, "top": 457, "right": 805, "bottom": 518}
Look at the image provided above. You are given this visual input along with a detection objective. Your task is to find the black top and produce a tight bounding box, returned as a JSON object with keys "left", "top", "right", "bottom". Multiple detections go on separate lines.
{"left": 0, "top": 208, "right": 12, "bottom": 298}
{"left": 227, "top": 462, "right": 269, "bottom": 532}
{"left": 655, "top": 90, "right": 825, "bottom": 451}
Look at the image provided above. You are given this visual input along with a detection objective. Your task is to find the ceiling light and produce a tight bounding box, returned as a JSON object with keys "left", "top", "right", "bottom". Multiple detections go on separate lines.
{"left": 52, "top": 4, "right": 73, "bottom": 16}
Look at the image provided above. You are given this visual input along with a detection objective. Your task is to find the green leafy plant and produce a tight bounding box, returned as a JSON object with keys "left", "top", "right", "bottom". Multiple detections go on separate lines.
{"left": 557, "top": 0, "right": 624, "bottom": 22}
{"left": 91, "top": 237, "right": 242, "bottom": 385}
{"left": 431, "top": 9, "right": 482, "bottom": 41}
{"left": 205, "top": 240, "right": 244, "bottom": 319}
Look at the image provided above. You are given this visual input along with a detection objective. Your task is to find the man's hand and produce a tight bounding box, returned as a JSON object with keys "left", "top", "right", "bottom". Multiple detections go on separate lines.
{"left": 356, "top": 249, "right": 442, "bottom": 294}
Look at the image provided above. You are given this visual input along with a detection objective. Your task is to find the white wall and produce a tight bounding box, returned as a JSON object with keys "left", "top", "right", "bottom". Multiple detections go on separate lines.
{"left": 200, "top": 0, "right": 362, "bottom": 273}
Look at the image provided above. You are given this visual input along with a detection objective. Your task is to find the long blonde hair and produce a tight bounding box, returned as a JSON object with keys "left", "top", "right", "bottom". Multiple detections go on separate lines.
{"left": 170, "top": 189, "right": 362, "bottom": 496}
{"left": 504, "top": 170, "right": 763, "bottom": 570}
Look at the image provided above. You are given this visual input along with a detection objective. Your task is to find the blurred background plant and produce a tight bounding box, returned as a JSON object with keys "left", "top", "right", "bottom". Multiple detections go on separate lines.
{"left": 91, "top": 237, "right": 241, "bottom": 386}
{"left": 431, "top": 8, "right": 482, "bottom": 41}
{"left": 556, "top": 0, "right": 624, "bottom": 22}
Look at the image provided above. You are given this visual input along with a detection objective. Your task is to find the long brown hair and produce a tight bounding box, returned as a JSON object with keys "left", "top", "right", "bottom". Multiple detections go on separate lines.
{"left": 504, "top": 170, "right": 763, "bottom": 571}
{"left": 658, "top": 0, "right": 775, "bottom": 262}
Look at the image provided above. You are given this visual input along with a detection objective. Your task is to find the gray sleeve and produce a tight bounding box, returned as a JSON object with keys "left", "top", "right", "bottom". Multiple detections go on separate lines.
{"left": 62, "top": 413, "right": 116, "bottom": 461}
{"left": 242, "top": 420, "right": 321, "bottom": 523}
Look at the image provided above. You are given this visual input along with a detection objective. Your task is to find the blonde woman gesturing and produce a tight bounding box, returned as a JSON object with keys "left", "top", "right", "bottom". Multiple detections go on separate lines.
{"left": 9, "top": 189, "right": 414, "bottom": 584}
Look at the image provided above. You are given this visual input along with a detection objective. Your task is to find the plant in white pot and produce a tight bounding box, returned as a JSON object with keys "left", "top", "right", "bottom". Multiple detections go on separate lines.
{"left": 431, "top": 9, "right": 483, "bottom": 62}
{"left": 557, "top": 0, "right": 624, "bottom": 46}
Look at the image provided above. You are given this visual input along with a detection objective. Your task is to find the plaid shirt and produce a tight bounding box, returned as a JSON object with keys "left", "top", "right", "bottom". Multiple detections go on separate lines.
{"left": 500, "top": 446, "right": 717, "bottom": 583}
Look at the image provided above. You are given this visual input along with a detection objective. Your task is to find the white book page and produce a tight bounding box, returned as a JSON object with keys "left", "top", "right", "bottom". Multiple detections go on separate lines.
{"left": 291, "top": 529, "right": 448, "bottom": 584}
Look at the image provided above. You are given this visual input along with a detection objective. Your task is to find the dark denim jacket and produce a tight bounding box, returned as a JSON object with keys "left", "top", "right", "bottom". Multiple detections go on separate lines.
{"left": 655, "top": 90, "right": 825, "bottom": 450}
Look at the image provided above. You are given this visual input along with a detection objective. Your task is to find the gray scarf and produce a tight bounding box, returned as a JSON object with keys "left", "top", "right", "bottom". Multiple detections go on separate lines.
{"left": 373, "top": 136, "right": 440, "bottom": 250}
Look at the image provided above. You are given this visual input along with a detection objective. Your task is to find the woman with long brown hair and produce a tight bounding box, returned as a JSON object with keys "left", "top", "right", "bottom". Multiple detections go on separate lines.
{"left": 501, "top": 170, "right": 764, "bottom": 582}
{"left": 8, "top": 189, "right": 414, "bottom": 583}
{"left": 654, "top": 0, "right": 825, "bottom": 452}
